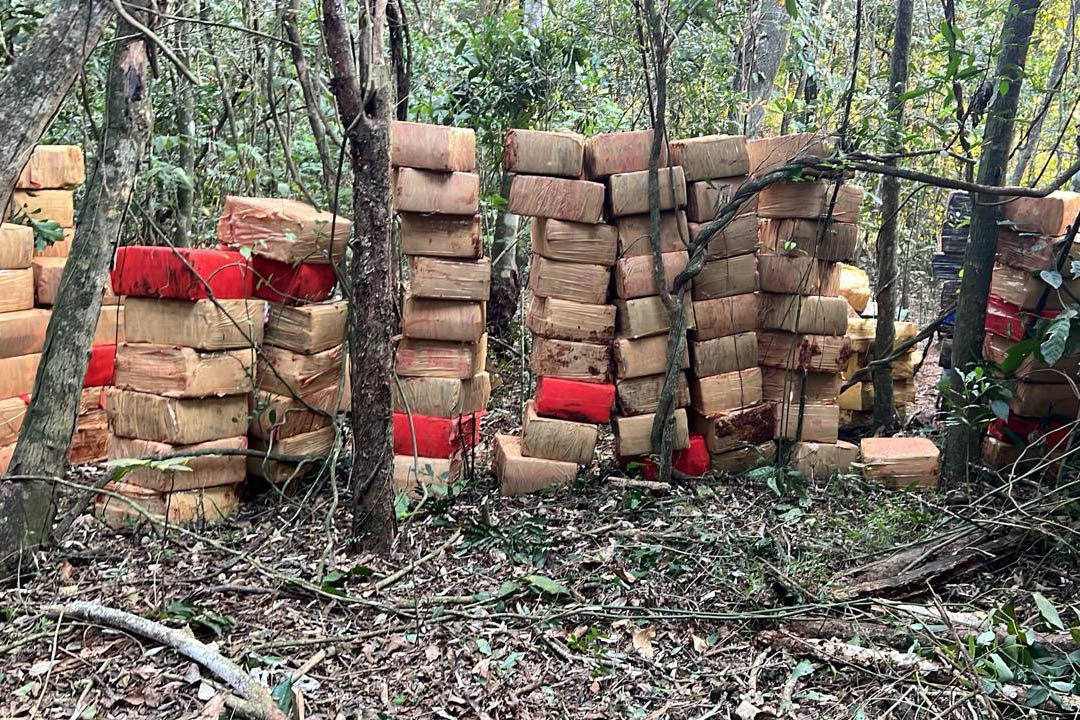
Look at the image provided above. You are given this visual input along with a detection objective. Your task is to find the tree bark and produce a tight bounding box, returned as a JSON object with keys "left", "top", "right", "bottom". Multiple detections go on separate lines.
{"left": 735, "top": 0, "right": 791, "bottom": 137}
{"left": 386, "top": 0, "right": 410, "bottom": 121}
{"left": 283, "top": 0, "right": 336, "bottom": 186}
{"left": 323, "top": 0, "right": 397, "bottom": 552}
{"left": 1008, "top": 0, "right": 1077, "bottom": 186}
{"left": 871, "top": 0, "right": 914, "bottom": 428}
{"left": 944, "top": 0, "right": 1042, "bottom": 482}
{"left": 3, "top": 8, "right": 152, "bottom": 568}
{"left": 0, "top": 0, "right": 114, "bottom": 214}
{"left": 173, "top": 0, "right": 195, "bottom": 247}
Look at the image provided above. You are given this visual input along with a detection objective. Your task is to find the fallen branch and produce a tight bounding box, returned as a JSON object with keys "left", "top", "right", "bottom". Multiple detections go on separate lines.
{"left": 607, "top": 477, "right": 672, "bottom": 494}
{"left": 42, "top": 601, "right": 287, "bottom": 720}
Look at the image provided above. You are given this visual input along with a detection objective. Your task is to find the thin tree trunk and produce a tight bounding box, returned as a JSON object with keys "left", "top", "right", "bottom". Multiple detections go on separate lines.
{"left": 2, "top": 10, "right": 152, "bottom": 567}
{"left": 1008, "top": 0, "right": 1077, "bottom": 186}
{"left": 0, "top": 0, "right": 114, "bottom": 213}
{"left": 735, "top": 0, "right": 791, "bottom": 137}
{"left": 487, "top": 173, "right": 520, "bottom": 338}
{"left": 387, "top": 0, "right": 410, "bottom": 121}
{"left": 283, "top": 0, "right": 335, "bottom": 186}
{"left": 323, "top": 0, "right": 397, "bottom": 552}
{"left": 173, "top": 1, "right": 195, "bottom": 247}
{"left": 945, "top": 0, "right": 1042, "bottom": 482}
{"left": 872, "top": 0, "right": 914, "bottom": 428}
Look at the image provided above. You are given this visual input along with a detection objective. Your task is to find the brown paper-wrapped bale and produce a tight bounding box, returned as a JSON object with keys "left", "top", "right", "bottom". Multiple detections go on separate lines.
{"left": 17, "top": 145, "right": 85, "bottom": 189}
{"left": 521, "top": 400, "right": 598, "bottom": 465}
{"left": 399, "top": 213, "right": 482, "bottom": 258}
{"left": 217, "top": 196, "right": 351, "bottom": 263}
{"left": 396, "top": 336, "right": 487, "bottom": 379}
{"left": 614, "top": 251, "right": 688, "bottom": 299}
{"left": 615, "top": 211, "right": 689, "bottom": 257}
{"left": 711, "top": 441, "right": 775, "bottom": 473}
{"left": 530, "top": 336, "right": 611, "bottom": 383}
{"left": 688, "top": 215, "right": 762, "bottom": 261}
{"left": 251, "top": 387, "right": 339, "bottom": 440}
{"left": 759, "top": 218, "right": 858, "bottom": 261}
{"left": 990, "top": 262, "right": 1078, "bottom": 311}
{"left": 995, "top": 228, "right": 1076, "bottom": 273}
{"left": 494, "top": 433, "right": 577, "bottom": 496}
{"left": 526, "top": 296, "right": 615, "bottom": 343}
{"left": 686, "top": 177, "right": 753, "bottom": 223}
{"left": 616, "top": 295, "right": 695, "bottom": 339}
{"left": 670, "top": 134, "right": 749, "bottom": 181}
{"left": 983, "top": 332, "right": 1080, "bottom": 383}
{"left": 790, "top": 440, "right": 858, "bottom": 479}
{"left": 0, "top": 353, "right": 39, "bottom": 400}
{"left": 689, "top": 402, "right": 774, "bottom": 454}
{"left": 0, "top": 309, "right": 50, "bottom": 359}
{"left": 613, "top": 409, "right": 690, "bottom": 456}
{"left": 265, "top": 300, "right": 346, "bottom": 354}
{"left": 96, "top": 482, "right": 240, "bottom": 528}
{"left": 860, "top": 437, "right": 940, "bottom": 490}
{"left": 1010, "top": 381, "right": 1080, "bottom": 417}
{"left": 747, "top": 133, "right": 833, "bottom": 175}
{"left": 93, "top": 305, "right": 125, "bottom": 345}
{"left": 758, "top": 330, "right": 852, "bottom": 372}
{"left": 690, "top": 368, "right": 763, "bottom": 416}
{"left": 691, "top": 332, "right": 757, "bottom": 377}
{"left": 503, "top": 129, "right": 584, "bottom": 178}
{"left": 617, "top": 372, "right": 691, "bottom": 415}
{"left": 0, "top": 268, "right": 34, "bottom": 312}
{"left": 125, "top": 298, "right": 264, "bottom": 351}
{"left": 0, "top": 223, "right": 33, "bottom": 269}
{"left": 391, "top": 372, "right": 490, "bottom": 418}
{"left": 774, "top": 402, "right": 839, "bottom": 443}
{"left": 107, "top": 389, "right": 248, "bottom": 445}
{"left": 760, "top": 295, "right": 848, "bottom": 335}
{"left": 394, "top": 168, "right": 480, "bottom": 215}
{"left": 757, "top": 182, "right": 863, "bottom": 223}
{"left": 258, "top": 344, "right": 345, "bottom": 400}
{"left": 762, "top": 368, "right": 841, "bottom": 405}
{"left": 1000, "top": 190, "right": 1080, "bottom": 237}
{"left": 30, "top": 257, "right": 65, "bottom": 306}
{"left": 11, "top": 190, "right": 74, "bottom": 226}
{"left": 390, "top": 121, "right": 476, "bottom": 172}
{"left": 107, "top": 435, "right": 247, "bottom": 491}
{"left": 758, "top": 255, "right": 840, "bottom": 296}
{"left": 532, "top": 219, "right": 618, "bottom": 266}
{"left": 584, "top": 130, "right": 665, "bottom": 178}
{"left": 402, "top": 296, "right": 485, "bottom": 342}
{"left": 692, "top": 293, "right": 760, "bottom": 340}
{"left": 608, "top": 166, "right": 687, "bottom": 217}
{"left": 0, "top": 396, "right": 26, "bottom": 446}
{"left": 408, "top": 256, "right": 490, "bottom": 302}
{"left": 691, "top": 254, "right": 758, "bottom": 300}
{"left": 508, "top": 175, "right": 605, "bottom": 224}
{"left": 247, "top": 426, "right": 336, "bottom": 484}
{"left": 115, "top": 344, "right": 253, "bottom": 397}
{"left": 394, "top": 455, "right": 463, "bottom": 498}
{"left": 529, "top": 255, "right": 610, "bottom": 305}
{"left": 613, "top": 334, "right": 689, "bottom": 379}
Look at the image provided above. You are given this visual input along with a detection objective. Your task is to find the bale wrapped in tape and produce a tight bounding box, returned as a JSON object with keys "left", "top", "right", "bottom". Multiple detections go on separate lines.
{"left": 760, "top": 295, "right": 848, "bottom": 335}
{"left": 115, "top": 344, "right": 254, "bottom": 397}
{"left": 393, "top": 455, "right": 463, "bottom": 499}
{"left": 494, "top": 434, "right": 577, "bottom": 496}
{"left": 616, "top": 372, "right": 691, "bottom": 416}
{"left": 529, "top": 336, "right": 611, "bottom": 384}
{"left": 990, "top": 262, "right": 1080, "bottom": 311}
{"left": 758, "top": 255, "right": 839, "bottom": 296}
{"left": 1000, "top": 190, "right": 1080, "bottom": 237}
{"left": 532, "top": 218, "right": 618, "bottom": 266}
{"left": 111, "top": 247, "right": 253, "bottom": 300}
{"left": 93, "top": 305, "right": 125, "bottom": 345}
{"left": 758, "top": 330, "right": 852, "bottom": 373}
{"left": 691, "top": 254, "right": 758, "bottom": 300}
{"left": 96, "top": 482, "right": 241, "bottom": 529}
{"left": 502, "top": 129, "right": 584, "bottom": 178}
{"left": 0, "top": 223, "right": 33, "bottom": 269}
{"left": 396, "top": 336, "right": 487, "bottom": 379}
{"left": 0, "top": 309, "right": 50, "bottom": 359}
{"left": 630, "top": 433, "right": 711, "bottom": 480}
{"left": 251, "top": 387, "right": 339, "bottom": 441}
{"left": 690, "top": 368, "right": 763, "bottom": 416}
{"left": 0, "top": 267, "right": 34, "bottom": 311}
{"left": 392, "top": 411, "right": 483, "bottom": 458}
{"left": 746, "top": 133, "right": 833, "bottom": 175}
{"left": 124, "top": 298, "right": 264, "bottom": 351}
{"left": 403, "top": 296, "right": 485, "bottom": 342}
{"left": 608, "top": 166, "right": 687, "bottom": 217}
{"left": 614, "top": 250, "right": 688, "bottom": 299}
{"left": 0, "top": 396, "right": 27, "bottom": 446}
{"left": 247, "top": 426, "right": 336, "bottom": 485}
{"left": 399, "top": 213, "right": 482, "bottom": 258}
{"left": 265, "top": 300, "right": 346, "bottom": 354}
{"left": 685, "top": 177, "right": 754, "bottom": 223}
{"left": 391, "top": 372, "right": 490, "bottom": 418}
{"left": 691, "top": 332, "right": 757, "bottom": 377}
{"left": 615, "top": 295, "right": 695, "bottom": 340}
{"left": 12, "top": 190, "right": 74, "bottom": 226}
{"left": 860, "top": 437, "right": 940, "bottom": 490}
{"left": 534, "top": 377, "right": 614, "bottom": 424}
{"left": 689, "top": 402, "right": 774, "bottom": 455}
{"left": 0, "top": 353, "right": 39, "bottom": 400}
{"left": 613, "top": 334, "right": 689, "bottom": 379}
{"left": 394, "top": 168, "right": 480, "bottom": 215}
{"left": 689, "top": 215, "right": 761, "bottom": 260}
{"left": 17, "top": 145, "right": 85, "bottom": 189}
{"left": 774, "top": 401, "right": 840, "bottom": 443}
{"left": 837, "top": 263, "right": 871, "bottom": 313}
{"left": 257, "top": 344, "right": 345, "bottom": 401}
{"left": 520, "top": 400, "right": 598, "bottom": 465}
{"left": 408, "top": 256, "right": 490, "bottom": 301}
{"left": 614, "top": 212, "right": 689, "bottom": 257}
{"left": 33, "top": 227, "right": 73, "bottom": 258}
{"left": 758, "top": 182, "right": 863, "bottom": 223}
{"left": 670, "top": 134, "right": 749, "bottom": 181}
{"left": 528, "top": 255, "right": 610, "bottom": 305}
{"left": 761, "top": 368, "right": 841, "bottom": 405}
{"left": 252, "top": 256, "right": 336, "bottom": 305}
{"left": 759, "top": 218, "right": 858, "bottom": 261}
{"left": 789, "top": 440, "right": 858, "bottom": 479}
{"left": 106, "top": 435, "right": 247, "bottom": 491}
{"left": 507, "top": 175, "right": 605, "bottom": 224}
{"left": 711, "top": 441, "right": 776, "bottom": 473}
{"left": 692, "top": 293, "right": 761, "bottom": 341}
{"left": 217, "top": 195, "right": 351, "bottom": 263}
{"left": 584, "top": 130, "right": 665, "bottom": 178}
{"left": 107, "top": 389, "right": 248, "bottom": 445}
{"left": 613, "top": 408, "right": 690, "bottom": 457}
{"left": 996, "top": 228, "right": 1079, "bottom": 273}
{"left": 526, "top": 296, "right": 615, "bottom": 344}
{"left": 389, "top": 121, "right": 476, "bottom": 172}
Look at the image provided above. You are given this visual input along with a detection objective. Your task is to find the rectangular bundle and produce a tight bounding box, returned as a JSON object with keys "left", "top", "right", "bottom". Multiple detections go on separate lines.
{"left": 614, "top": 212, "right": 690, "bottom": 257}
{"left": 217, "top": 196, "right": 351, "bottom": 263}
{"left": 508, "top": 175, "right": 605, "bottom": 223}
{"left": 502, "top": 129, "right": 584, "bottom": 178}
{"left": 390, "top": 121, "right": 476, "bottom": 172}
{"left": 757, "top": 182, "right": 863, "bottom": 223}
{"left": 399, "top": 213, "right": 482, "bottom": 258}
{"left": 17, "top": 145, "right": 85, "bottom": 189}
{"left": 526, "top": 296, "right": 615, "bottom": 344}
{"left": 0, "top": 224, "right": 34, "bottom": 269}
{"left": 616, "top": 295, "right": 695, "bottom": 340}
{"left": 616, "top": 373, "right": 691, "bottom": 416}
{"left": 532, "top": 219, "right": 618, "bottom": 266}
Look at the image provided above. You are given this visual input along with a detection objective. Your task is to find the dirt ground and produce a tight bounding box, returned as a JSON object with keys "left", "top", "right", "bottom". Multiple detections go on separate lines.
{"left": 2, "top": 350, "right": 1077, "bottom": 719}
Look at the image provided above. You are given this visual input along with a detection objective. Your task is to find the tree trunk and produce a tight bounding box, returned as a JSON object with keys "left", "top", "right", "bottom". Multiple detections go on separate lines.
{"left": 283, "top": 0, "right": 336, "bottom": 186}
{"left": 173, "top": 1, "right": 195, "bottom": 247}
{"left": 1008, "top": 0, "right": 1077, "bottom": 186}
{"left": 0, "top": 0, "right": 114, "bottom": 214}
{"left": 3, "top": 10, "right": 152, "bottom": 568}
{"left": 944, "top": 0, "right": 1042, "bottom": 482}
{"left": 735, "top": 0, "right": 791, "bottom": 137}
{"left": 387, "top": 0, "right": 410, "bottom": 121}
{"left": 487, "top": 173, "right": 520, "bottom": 339}
{"left": 323, "top": 0, "right": 397, "bottom": 552}
{"left": 871, "top": 0, "right": 914, "bottom": 428}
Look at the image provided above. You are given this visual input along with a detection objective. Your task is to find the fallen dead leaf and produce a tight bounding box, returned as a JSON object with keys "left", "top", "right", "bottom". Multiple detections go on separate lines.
{"left": 631, "top": 626, "right": 655, "bottom": 660}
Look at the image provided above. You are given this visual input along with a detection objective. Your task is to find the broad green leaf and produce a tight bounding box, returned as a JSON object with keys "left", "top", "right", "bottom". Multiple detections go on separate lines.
{"left": 1040, "top": 316, "right": 1072, "bottom": 366}
{"left": 990, "top": 399, "right": 1010, "bottom": 421}
{"left": 988, "top": 652, "right": 1014, "bottom": 682}
{"left": 783, "top": 0, "right": 798, "bottom": 19}
{"left": 523, "top": 574, "right": 569, "bottom": 596}
{"left": 1040, "top": 270, "right": 1063, "bottom": 288}
{"left": 1033, "top": 592, "right": 1065, "bottom": 630}
{"left": 999, "top": 338, "right": 1038, "bottom": 374}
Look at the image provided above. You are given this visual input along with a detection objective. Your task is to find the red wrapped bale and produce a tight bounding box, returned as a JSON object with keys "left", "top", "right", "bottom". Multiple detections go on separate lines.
{"left": 112, "top": 247, "right": 252, "bottom": 300}
{"left": 534, "top": 377, "right": 614, "bottom": 424}
{"left": 252, "top": 255, "right": 336, "bottom": 304}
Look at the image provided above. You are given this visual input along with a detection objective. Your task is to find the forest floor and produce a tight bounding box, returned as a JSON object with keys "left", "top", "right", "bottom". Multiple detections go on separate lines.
{"left": 2, "top": 344, "right": 1078, "bottom": 719}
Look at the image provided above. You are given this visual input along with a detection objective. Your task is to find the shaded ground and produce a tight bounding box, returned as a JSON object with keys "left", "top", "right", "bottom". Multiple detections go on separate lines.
{"left": 2, "top": 354, "right": 1077, "bottom": 719}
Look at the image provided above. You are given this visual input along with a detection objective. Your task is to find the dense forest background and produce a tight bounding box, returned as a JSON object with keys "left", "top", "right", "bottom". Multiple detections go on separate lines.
{"left": 9, "top": 0, "right": 1079, "bottom": 328}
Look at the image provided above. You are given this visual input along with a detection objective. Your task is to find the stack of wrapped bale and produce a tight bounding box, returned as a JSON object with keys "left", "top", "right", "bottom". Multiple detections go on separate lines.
{"left": 586, "top": 131, "right": 700, "bottom": 476}
{"left": 0, "top": 220, "right": 41, "bottom": 474}
{"left": 219, "top": 196, "right": 351, "bottom": 487}
{"left": 981, "top": 190, "right": 1080, "bottom": 469}
{"left": 5, "top": 146, "right": 116, "bottom": 466}
{"left": 750, "top": 134, "right": 862, "bottom": 475}
{"left": 389, "top": 122, "right": 490, "bottom": 498}
{"left": 663, "top": 134, "right": 764, "bottom": 474}
{"left": 933, "top": 192, "right": 971, "bottom": 369}
{"left": 103, "top": 244, "right": 261, "bottom": 527}
{"left": 838, "top": 317, "right": 919, "bottom": 426}
{"left": 492, "top": 129, "right": 612, "bottom": 494}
